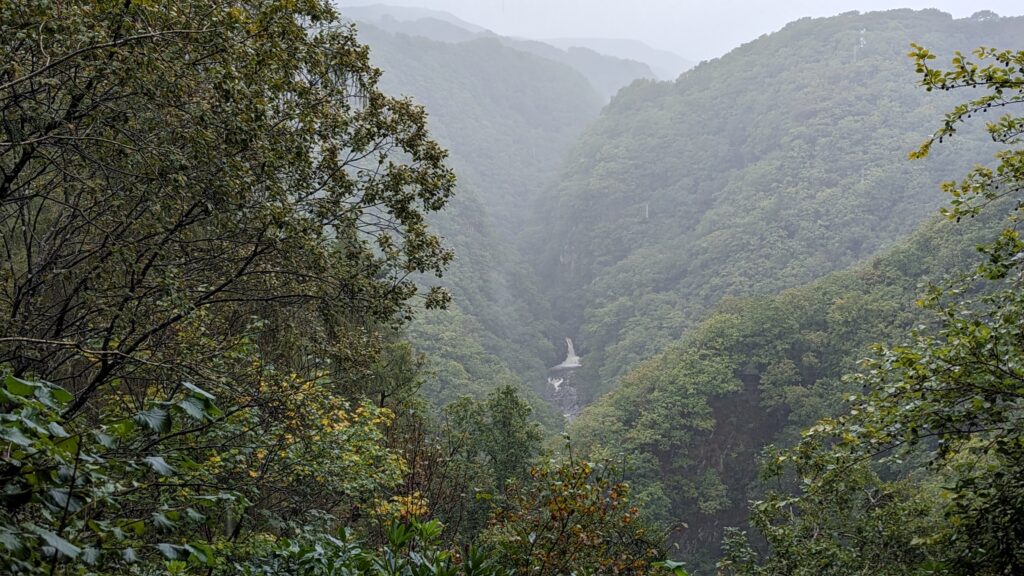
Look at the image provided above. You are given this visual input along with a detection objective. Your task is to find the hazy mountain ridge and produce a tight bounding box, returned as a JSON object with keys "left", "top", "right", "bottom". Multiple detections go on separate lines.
{"left": 338, "top": 2, "right": 486, "bottom": 32}
{"left": 534, "top": 9, "right": 1024, "bottom": 402}
{"left": 338, "top": 3, "right": 666, "bottom": 99}
{"left": 545, "top": 37, "right": 695, "bottom": 80}
{"left": 352, "top": 23, "right": 604, "bottom": 420}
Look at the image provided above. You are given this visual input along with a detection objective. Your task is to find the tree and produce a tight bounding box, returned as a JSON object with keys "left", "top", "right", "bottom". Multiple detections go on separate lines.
{"left": 1, "top": 0, "right": 454, "bottom": 571}
{"left": 0, "top": 0, "right": 453, "bottom": 401}
{"left": 726, "top": 45, "right": 1024, "bottom": 576}
{"left": 483, "top": 451, "right": 679, "bottom": 576}
{"left": 424, "top": 386, "right": 544, "bottom": 541}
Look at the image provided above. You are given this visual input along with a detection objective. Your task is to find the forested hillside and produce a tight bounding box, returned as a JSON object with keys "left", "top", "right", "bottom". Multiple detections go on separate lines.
{"left": 353, "top": 24, "right": 606, "bottom": 415}
{"left": 5, "top": 2, "right": 1024, "bottom": 575}
{"left": 536, "top": 10, "right": 1024, "bottom": 401}
{"left": 718, "top": 43, "right": 1024, "bottom": 575}
{"left": 554, "top": 9, "right": 1024, "bottom": 571}
{"left": 569, "top": 203, "right": 1005, "bottom": 566}
{"left": 544, "top": 37, "right": 695, "bottom": 80}
{"left": 0, "top": 2, "right": 673, "bottom": 575}
{"left": 346, "top": 7, "right": 657, "bottom": 101}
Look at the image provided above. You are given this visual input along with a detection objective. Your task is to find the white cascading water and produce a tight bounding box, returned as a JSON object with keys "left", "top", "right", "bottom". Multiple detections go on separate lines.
{"left": 548, "top": 337, "right": 582, "bottom": 419}
{"left": 551, "top": 337, "right": 582, "bottom": 371}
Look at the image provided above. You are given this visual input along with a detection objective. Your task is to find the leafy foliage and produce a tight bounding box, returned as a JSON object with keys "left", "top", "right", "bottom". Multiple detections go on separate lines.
{"left": 547, "top": 14, "right": 1024, "bottom": 569}
{"left": 567, "top": 202, "right": 999, "bottom": 566}
{"left": 234, "top": 519, "right": 509, "bottom": 576}
{"left": 381, "top": 386, "right": 544, "bottom": 545}
{"left": 356, "top": 23, "right": 604, "bottom": 419}
{"left": 0, "top": 0, "right": 446, "bottom": 572}
{"left": 0, "top": 3, "right": 673, "bottom": 574}
{"left": 722, "top": 44, "right": 1024, "bottom": 576}
{"left": 0, "top": 366, "right": 407, "bottom": 574}
{"left": 482, "top": 452, "right": 676, "bottom": 576}
{"left": 535, "top": 10, "right": 1024, "bottom": 401}
{"left": 1, "top": 372, "right": 236, "bottom": 572}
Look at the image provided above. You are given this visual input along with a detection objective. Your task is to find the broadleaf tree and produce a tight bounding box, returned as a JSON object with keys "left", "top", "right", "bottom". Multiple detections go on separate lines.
{"left": 721, "top": 45, "right": 1024, "bottom": 576}
{"left": 1, "top": 0, "right": 454, "bottom": 571}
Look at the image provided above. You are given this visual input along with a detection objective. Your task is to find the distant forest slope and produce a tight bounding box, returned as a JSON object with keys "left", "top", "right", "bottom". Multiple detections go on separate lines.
{"left": 535, "top": 9, "right": 1024, "bottom": 401}
{"left": 545, "top": 37, "right": 695, "bottom": 80}
{"left": 339, "top": 3, "right": 487, "bottom": 33}
{"left": 570, "top": 194, "right": 1012, "bottom": 569}
{"left": 343, "top": 5, "right": 656, "bottom": 100}
{"left": 353, "top": 23, "right": 605, "bottom": 418}
{"left": 489, "top": 37, "right": 655, "bottom": 101}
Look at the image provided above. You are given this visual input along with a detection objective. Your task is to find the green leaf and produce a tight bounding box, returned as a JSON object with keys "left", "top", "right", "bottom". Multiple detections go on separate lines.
{"left": 33, "top": 527, "right": 81, "bottom": 558}
{"left": 0, "top": 426, "right": 33, "bottom": 447}
{"left": 0, "top": 529, "right": 24, "bottom": 552}
{"left": 177, "top": 397, "right": 207, "bottom": 421}
{"left": 186, "top": 542, "right": 215, "bottom": 565}
{"left": 5, "top": 374, "right": 35, "bottom": 396}
{"left": 50, "top": 386, "right": 73, "bottom": 403}
{"left": 81, "top": 547, "right": 101, "bottom": 565}
{"left": 122, "top": 547, "right": 138, "bottom": 563}
{"left": 134, "top": 408, "right": 171, "bottom": 433}
{"left": 156, "top": 542, "right": 186, "bottom": 560}
{"left": 182, "top": 381, "right": 215, "bottom": 401}
{"left": 48, "top": 422, "right": 70, "bottom": 438}
{"left": 414, "top": 519, "right": 444, "bottom": 542}
{"left": 94, "top": 431, "right": 118, "bottom": 449}
{"left": 152, "top": 512, "right": 177, "bottom": 530}
{"left": 46, "top": 489, "right": 83, "bottom": 512}
{"left": 143, "top": 456, "right": 175, "bottom": 476}
{"left": 655, "top": 560, "right": 690, "bottom": 576}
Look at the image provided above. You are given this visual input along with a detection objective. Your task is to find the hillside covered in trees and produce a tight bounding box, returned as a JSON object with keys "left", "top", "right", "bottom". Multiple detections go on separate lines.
{"left": 535, "top": 9, "right": 1024, "bottom": 402}
{"left": 343, "top": 5, "right": 659, "bottom": 101}
{"left": 3, "top": 2, "right": 1024, "bottom": 575}
{"left": 0, "top": 1, "right": 670, "bottom": 574}
{"left": 352, "top": 22, "right": 606, "bottom": 419}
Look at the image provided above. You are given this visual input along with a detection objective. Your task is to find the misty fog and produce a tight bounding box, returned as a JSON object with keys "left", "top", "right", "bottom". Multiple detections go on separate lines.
{"left": 337, "top": 0, "right": 1024, "bottom": 60}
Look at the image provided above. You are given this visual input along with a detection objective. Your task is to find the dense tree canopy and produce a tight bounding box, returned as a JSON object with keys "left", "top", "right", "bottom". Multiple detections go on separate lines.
{"left": 6, "top": 3, "right": 1024, "bottom": 575}
{"left": 1, "top": 0, "right": 455, "bottom": 569}
{"left": 535, "top": 10, "right": 1024, "bottom": 402}
{"left": 720, "top": 44, "right": 1024, "bottom": 576}
{"left": 0, "top": 2, "right": 670, "bottom": 574}
{"left": 1, "top": 0, "right": 456, "bottom": 397}
{"left": 565, "top": 14, "right": 1024, "bottom": 571}
{"left": 567, "top": 204, "right": 1001, "bottom": 569}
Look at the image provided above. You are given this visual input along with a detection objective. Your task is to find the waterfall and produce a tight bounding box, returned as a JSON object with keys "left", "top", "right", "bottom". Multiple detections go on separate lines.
{"left": 552, "top": 337, "right": 582, "bottom": 370}
{"left": 563, "top": 337, "right": 580, "bottom": 366}
{"left": 548, "top": 337, "right": 582, "bottom": 420}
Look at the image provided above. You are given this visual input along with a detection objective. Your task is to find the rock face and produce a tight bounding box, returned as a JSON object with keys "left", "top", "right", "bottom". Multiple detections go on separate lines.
{"left": 548, "top": 338, "right": 582, "bottom": 419}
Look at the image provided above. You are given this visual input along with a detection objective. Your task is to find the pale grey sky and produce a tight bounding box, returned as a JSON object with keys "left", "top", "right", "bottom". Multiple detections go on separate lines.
{"left": 337, "top": 1, "right": 1023, "bottom": 60}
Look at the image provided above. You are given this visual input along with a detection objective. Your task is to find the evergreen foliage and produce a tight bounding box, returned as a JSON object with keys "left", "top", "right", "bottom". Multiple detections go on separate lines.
{"left": 721, "top": 43, "right": 1024, "bottom": 576}
{"left": 537, "top": 10, "right": 1024, "bottom": 402}
{"left": 564, "top": 13, "right": 1024, "bottom": 570}
{"left": 6, "top": 3, "right": 1024, "bottom": 574}
{"left": 568, "top": 205, "right": 999, "bottom": 567}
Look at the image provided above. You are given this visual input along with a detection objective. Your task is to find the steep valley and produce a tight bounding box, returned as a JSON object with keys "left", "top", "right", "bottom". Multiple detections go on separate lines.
{"left": 356, "top": 7, "right": 1024, "bottom": 568}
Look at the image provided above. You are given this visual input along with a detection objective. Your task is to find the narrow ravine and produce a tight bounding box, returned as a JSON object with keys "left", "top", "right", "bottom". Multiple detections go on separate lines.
{"left": 548, "top": 337, "right": 582, "bottom": 419}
